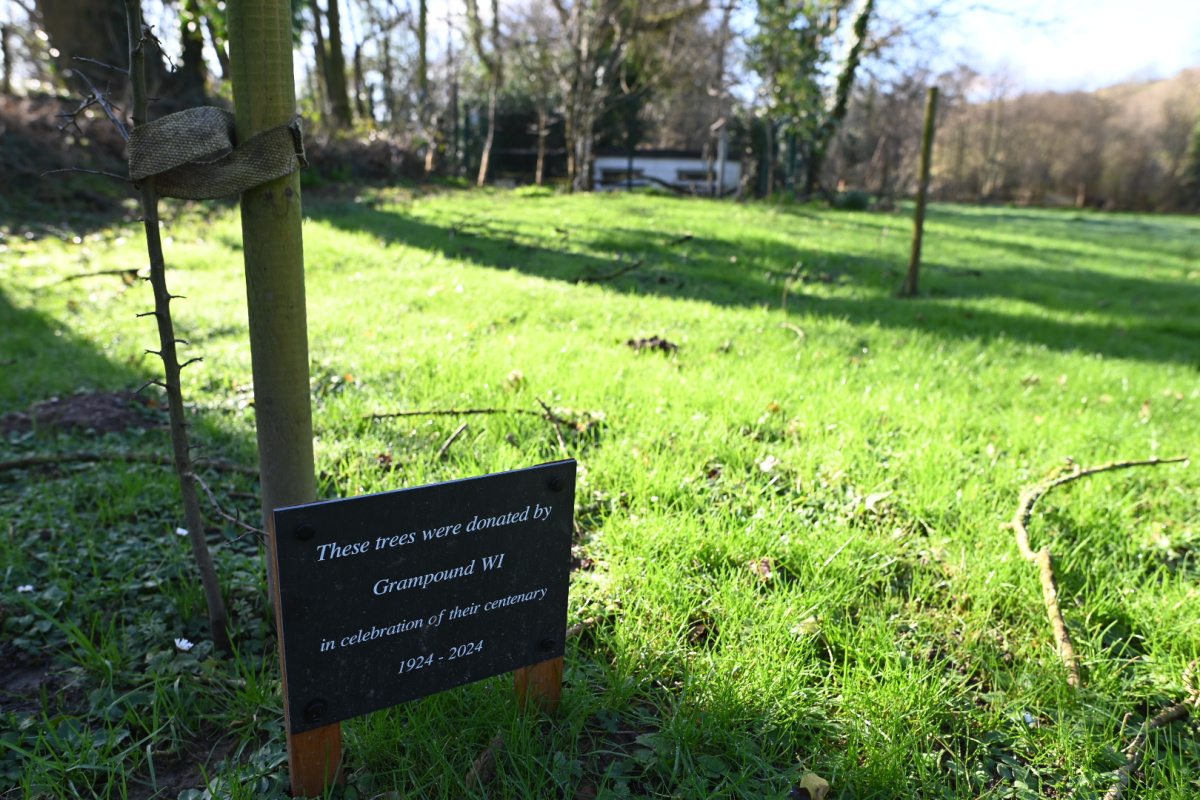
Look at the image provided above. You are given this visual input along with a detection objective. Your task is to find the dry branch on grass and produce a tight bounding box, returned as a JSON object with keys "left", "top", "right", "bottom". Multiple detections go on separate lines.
{"left": 1102, "top": 703, "right": 1191, "bottom": 800}
{"left": 576, "top": 259, "right": 644, "bottom": 284}
{"left": 1010, "top": 456, "right": 1188, "bottom": 688}
{"left": 436, "top": 421, "right": 469, "bottom": 459}
{"left": 0, "top": 452, "right": 257, "bottom": 474}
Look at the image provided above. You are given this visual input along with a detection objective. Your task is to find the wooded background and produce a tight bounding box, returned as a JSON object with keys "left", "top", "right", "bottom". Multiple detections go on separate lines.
{"left": 3, "top": 0, "right": 1200, "bottom": 211}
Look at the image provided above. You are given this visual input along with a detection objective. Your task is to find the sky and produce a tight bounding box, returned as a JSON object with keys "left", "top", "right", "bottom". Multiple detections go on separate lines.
{"left": 942, "top": 0, "right": 1200, "bottom": 91}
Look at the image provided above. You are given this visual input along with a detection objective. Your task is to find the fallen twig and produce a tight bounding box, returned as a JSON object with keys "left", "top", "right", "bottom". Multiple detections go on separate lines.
{"left": 1102, "top": 703, "right": 1191, "bottom": 800}
{"left": 436, "top": 421, "right": 469, "bottom": 459}
{"left": 537, "top": 397, "right": 569, "bottom": 458}
{"left": 59, "top": 268, "right": 142, "bottom": 283}
{"left": 0, "top": 452, "right": 257, "bottom": 475}
{"left": 463, "top": 732, "right": 505, "bottom": 790}
{"left": 668, "top": 233, "right": 693, "bottom": 246}
{"left": 779, "top": 322, "right": 806, "bottom": 339}
{"left": 1011, "top": 455, "right": 1188, "bottom": 688}
{"left": 368, "top": 406, "right": 560, "bottom": 423}
{"left": 566, "top": 617, "right": 596, "bottom": 639}
{"left": 577, "top": 259, "right": 644, "bottom": 284}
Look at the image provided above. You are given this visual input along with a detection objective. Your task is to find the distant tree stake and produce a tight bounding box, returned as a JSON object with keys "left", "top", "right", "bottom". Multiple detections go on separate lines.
{"left": 901, "top": 86, "right": 938, "bottom": 298}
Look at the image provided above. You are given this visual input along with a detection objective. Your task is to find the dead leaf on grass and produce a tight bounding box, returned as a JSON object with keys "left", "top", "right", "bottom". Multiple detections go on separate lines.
{"left": 788, "top": 772, "right": 831, "bottom": 800}
{"left": 748, "top": 557, "right": 776, "bottom": 581}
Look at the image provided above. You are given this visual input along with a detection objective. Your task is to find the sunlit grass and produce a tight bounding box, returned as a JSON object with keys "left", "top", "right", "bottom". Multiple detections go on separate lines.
{"left": 1, "top": 190, "right": 1198, "bottom": 798}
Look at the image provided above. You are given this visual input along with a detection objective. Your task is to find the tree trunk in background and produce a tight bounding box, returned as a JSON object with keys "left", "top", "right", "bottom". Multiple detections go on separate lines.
{"left": 535, "top": 101, "right": 547, "bottom": 186}
{"left": 765, "top": 119, "right": 775, "bottom": 196}
{"left": 806, "top": 0, "right": 874, "bottom": 196}
{"left": 38, "top": 0, "right": 125, "bottom": 75}
{"left": 310, "top": 0, "right": 330, "bottom": 124}
{"left": 205, "top": 17, "right": 231, "bottom": 80}
{"left": 324, "top": 0, "right": 353, "bottom": 127}
{"left": 177, "top": 0, "right": 209, "bottom": 103}
{"left": 2, "top": 25, "right": 11, "bottom": 95}
{"left": 467, "top": 0, "right": 501, "bottom": 187}
{"left": 418, "top": 0, "right": 429, "bottom": 169}
{"left": 353, "top": 42, "right": 366, "bottom": 120}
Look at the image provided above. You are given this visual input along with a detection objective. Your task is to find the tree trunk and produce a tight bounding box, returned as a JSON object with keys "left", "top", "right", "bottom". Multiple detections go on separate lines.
{"left": 310, "top": 0, "right": 330, "bottom": 124}
{"left": 38, "top": 0, "right": 127, "bottom": 82}
{"left": 204, "top": 17, "right": 231, "bottom": 81}
{"left": 477, "top": 83, "right": 496, "bottom": 186}
{"left": 177, "top": 0, "right": 209, "bottom": 103}
{"left": 418, "top": 0, "right": 428, "bottom": 168}
{"left": 807, "top": 0, "right": 875, "bottom": 196}
{"left": 323, "top": 0, "right": 353, "bottom": 127}
{"left": 353, "top": 42, "right": 366, "bottom": 120}
{"left": 535, "top": 101, "right": 547, "bottom": 186}
{"left": 2, "top": 25, "right": 11, "bottom": 95}
{"left": 765, "top": 119, "right": 776, "bottom": 196}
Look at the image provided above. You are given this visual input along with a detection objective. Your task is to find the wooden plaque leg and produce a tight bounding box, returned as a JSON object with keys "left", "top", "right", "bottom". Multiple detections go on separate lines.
{"left": 287, "top": 722, "right": 343, "bottom": 798}
{"left": 514, "top": 656, "right": 563, "bottom": 715}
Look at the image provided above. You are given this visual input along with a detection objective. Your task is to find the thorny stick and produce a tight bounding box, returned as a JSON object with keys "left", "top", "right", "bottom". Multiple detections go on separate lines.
{"left": 1010, "top": 455, "right": 1188, "bottom": 688}
{"left": 126, "top": 0, "right": 229, "bottom": 654}
{"left": 191, "top": 472, "right": 267, "bottom": 540}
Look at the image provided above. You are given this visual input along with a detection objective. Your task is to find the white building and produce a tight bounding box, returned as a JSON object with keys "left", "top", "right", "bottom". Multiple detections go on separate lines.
{"left": 593, "top": 149, "right": 741, "bottom": 196}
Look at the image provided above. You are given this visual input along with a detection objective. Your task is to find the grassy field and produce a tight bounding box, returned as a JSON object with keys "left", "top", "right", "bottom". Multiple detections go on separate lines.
{"left": 1, "top": 188, "right": 1199, "bottom": 799}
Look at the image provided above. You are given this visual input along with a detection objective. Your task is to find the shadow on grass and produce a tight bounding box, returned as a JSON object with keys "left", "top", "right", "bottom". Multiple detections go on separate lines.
{"left": 308, "top": 200, "right": 1200, "bottom": 367}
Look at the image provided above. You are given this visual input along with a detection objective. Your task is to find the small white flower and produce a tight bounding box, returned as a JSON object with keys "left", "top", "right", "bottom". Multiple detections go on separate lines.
{"left": 175, "top": 527, "right": 189, "bottom": 537}
{"left": 759, "top": 455, "right": 780, "bottom": 472}
{"left": 16, "top": 585, "right": 34, "bottom": 593}
{"left": 174, "top": 637, "right": 195, "bottom": 652}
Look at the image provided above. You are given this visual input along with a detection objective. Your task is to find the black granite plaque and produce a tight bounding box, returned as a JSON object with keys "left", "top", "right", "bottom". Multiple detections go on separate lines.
{"left": 273, "top": 460, "right": 575, "bottom": 734}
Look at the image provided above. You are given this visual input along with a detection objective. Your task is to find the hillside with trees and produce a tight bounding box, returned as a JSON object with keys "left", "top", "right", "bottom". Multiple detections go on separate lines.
{"left": 2, "top": 0, "right": 1199, "bottom": 212}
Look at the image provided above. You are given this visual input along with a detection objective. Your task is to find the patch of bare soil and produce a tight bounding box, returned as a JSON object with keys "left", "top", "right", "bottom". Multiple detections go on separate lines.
{"left": 128, "top": 739, "right": 239, "bottom": 800}
{"left": 0, "top": 390, "right": 163, "bottom": 435}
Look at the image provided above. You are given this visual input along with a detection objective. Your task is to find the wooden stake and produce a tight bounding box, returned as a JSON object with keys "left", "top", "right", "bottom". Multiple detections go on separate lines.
{"left": 269, "top": 511, "right": 343, "bottom": 796}
{"left": 514, "top": 657, "right": 563, "bottom": 715}
{"left": 901, "top": 86, "right": 938, "bottom": 298}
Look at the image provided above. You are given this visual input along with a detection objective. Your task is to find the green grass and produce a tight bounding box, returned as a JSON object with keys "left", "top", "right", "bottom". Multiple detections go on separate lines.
{"left": 2, "top": 190, "right": 1199, "bottom": 799}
